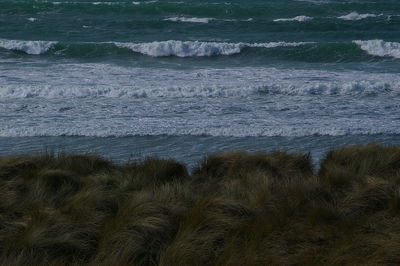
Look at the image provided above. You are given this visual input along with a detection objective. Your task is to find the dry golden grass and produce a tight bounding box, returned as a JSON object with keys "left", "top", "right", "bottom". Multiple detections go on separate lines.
{"left": 1, "top": 144, "right": 400, "bottom": 265}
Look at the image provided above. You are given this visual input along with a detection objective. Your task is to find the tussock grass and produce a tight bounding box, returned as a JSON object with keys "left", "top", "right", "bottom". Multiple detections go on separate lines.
{"left": 1, "top": 144, "right": 400, "bottom": 265}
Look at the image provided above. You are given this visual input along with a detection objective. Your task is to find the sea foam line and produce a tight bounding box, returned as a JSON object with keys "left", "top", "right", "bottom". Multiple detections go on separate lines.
{"left": 0, "top": 80, "right": 396, "bottom": 99}
{"left": 164, "top": 17, "right": 214, "bottom": 23}
{"left": 164, "top": 16, "right": 254, "bottom": 23}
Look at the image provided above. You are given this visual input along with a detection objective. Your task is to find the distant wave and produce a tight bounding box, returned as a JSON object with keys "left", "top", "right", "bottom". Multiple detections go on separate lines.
{"left": 0, "top": 39, "right": 57, "bottom": 55}
{"left": 50, "top": 1, "right": 160, "bottom": 5}
{"left": 164, "top": 17, "right": 253, "bottom": 23}
{"left": 294, "top": 0, "right": 332, "bottom": 4}
{"left": 164, "top": 17, "right": 214, "bottom": 23}
{"left": 273, "top": 16, "right": 313, "bottom": 22}
{"left": 113, "top": 40, "right": 312, "bottom": 57}
{"left": 338, "top": 12, "right": 379, "bottom": 21}
{"left": 353, "top": 40, "right": 400, "bottom": 59}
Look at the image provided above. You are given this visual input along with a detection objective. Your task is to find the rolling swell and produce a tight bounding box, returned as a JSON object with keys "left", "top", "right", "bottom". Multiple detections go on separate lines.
{"left": 1, "top": 39, "right": 399, "bottom": 62}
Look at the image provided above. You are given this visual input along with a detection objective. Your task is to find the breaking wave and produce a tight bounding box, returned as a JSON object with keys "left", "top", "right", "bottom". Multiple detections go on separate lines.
{"left": 0, "top": 38, "right": 311, "bottom": 57}
{"left": 1, "top": 38, "right": 399, "bottom": 61}
{"left": 353, "top": 40, "right": 400, "bottom": 59}
{"left": 113, "top": 40, "right": 313, "bottom": 57}
{"left": 0, "top": 39, "right": 57, "bottom": 55}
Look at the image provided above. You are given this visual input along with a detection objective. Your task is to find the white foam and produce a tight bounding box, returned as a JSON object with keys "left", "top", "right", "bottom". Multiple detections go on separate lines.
{"left": 164, "top": 17, "right": 214, "bottom": 23}
{"left": 294, "top": 0, "right": 331, "bottom": 4}
{"left": 27, "top": 17, "right": 38, "bottom": 22}
{"left": 113, "top": 40, "right": 312, "bottom": 57}
{"left": 273, "top": 16, "right": 313, "bottom": 22}
{"left": 224, "top": 18, "right": 253, "bottom": 22}
{"left": 250, "top": 42, "right": 312, "bottom": 48}
{"left": 1, "top": 64, "right": 399, "bottom": 138}
{"left": 165, "top": 17, "right": 253, "bottom": 23}
{"left": 0, "top": 64, "right": 398, "bottom": 99}
{"left": 0, "top": 81, "right": 394, "bottom": 99}
{"left": 338, "top": 12, "right": 378, "bottom": 20}
{"left": 353, "top": 40, "right": 400, "bottom": 59}
{"left": 92, "top": 1, "right": 123, "bottom": 5}
{"left": 0, "top": 39, "right": 57, "bottom": 55}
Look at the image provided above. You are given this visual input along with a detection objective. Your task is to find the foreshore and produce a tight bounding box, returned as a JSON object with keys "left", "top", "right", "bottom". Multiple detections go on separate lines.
{"left": 1, "top": 144, "right": 400, "bottom": 265}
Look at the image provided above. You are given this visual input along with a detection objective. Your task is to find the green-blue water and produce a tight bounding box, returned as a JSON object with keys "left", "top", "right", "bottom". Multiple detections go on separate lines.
{"left": 0, "top": 0, "right": 399, "bottom": 165}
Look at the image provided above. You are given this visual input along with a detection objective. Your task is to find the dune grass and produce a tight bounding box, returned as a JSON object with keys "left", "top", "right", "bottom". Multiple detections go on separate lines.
{"left": 1, "top": 144, "right": 400, "bottom": 265}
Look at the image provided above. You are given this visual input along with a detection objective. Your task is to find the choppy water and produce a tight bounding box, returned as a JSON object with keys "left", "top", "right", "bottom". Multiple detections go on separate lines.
{"left": 1, "top": 0, "right": 400, "bottom": 166}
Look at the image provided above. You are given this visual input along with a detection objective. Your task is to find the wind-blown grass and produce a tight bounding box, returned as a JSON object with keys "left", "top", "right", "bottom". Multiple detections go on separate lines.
{"left": 1, "top": 144, "right": 400, "bottom": 265}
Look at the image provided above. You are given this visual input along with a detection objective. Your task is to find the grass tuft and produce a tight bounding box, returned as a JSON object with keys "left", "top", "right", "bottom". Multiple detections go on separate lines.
{"left": 0, "top": 144, "right": 400, "bottom": 265}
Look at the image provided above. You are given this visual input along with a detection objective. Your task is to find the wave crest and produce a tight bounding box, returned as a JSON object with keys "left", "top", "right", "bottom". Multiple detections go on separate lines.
{"left": 0, "top": 39, "right": 57, "bottom": 55}
{"left": 113, "top": 40, "right": 312, "bottom": 57}
{"left": 273, "top": 16, "right": 313, "bottom": 22}
{"left": 164, "top": 17, "right": 213, "bottom": 23}
{"left": 338, "top": 12, "right": 378, "bottom": 21}
{"left": 353, "top": 40, "right": 400, "bottom": 59}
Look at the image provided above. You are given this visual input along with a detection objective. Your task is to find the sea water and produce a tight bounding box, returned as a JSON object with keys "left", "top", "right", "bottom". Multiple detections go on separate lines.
{"left": 1, "top": 0, "right": 400, "bottom": 167}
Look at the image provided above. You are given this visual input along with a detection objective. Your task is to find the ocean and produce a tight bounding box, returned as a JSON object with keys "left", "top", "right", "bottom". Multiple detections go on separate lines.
{"left": 1, "top": 0, "right": 400, "bottom": 167}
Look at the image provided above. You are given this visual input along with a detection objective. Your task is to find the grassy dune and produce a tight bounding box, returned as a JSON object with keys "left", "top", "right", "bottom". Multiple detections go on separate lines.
{"left": 1, "top": 144, "right": 400, "bottom": 265}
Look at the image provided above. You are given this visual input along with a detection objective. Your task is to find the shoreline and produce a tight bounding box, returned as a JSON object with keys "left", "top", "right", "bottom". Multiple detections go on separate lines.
{"left": 1, "top": 134, "right": 400, "bottom": 170}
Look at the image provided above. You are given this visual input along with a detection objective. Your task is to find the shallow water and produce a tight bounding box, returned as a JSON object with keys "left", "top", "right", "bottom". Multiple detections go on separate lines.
{"left": 1, "top": 135, "right": 400, "bottom": 170}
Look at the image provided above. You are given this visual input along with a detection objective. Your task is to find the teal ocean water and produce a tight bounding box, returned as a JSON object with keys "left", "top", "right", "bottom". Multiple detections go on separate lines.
{"left": 1, "top": 0, "right": 400, "bottom": 166}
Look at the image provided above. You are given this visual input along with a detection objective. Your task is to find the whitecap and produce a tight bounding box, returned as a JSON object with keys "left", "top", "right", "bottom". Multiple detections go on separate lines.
{"left": 113, "top": 40, "right": 312, "bottom": 57}
{"left": 273, "top": 16, "right": 313, "bottom": 22}
{"left": 0, "top": 38, "right": 57, "bottom": 55}
{"left": 338, "top": 12, "right": 378, "bottom": 20}
{"left": 164, "top": 17, "right": 214, "bottom": 23}
{"left": 353, "top": 40, "right": 400, "bottom": 59}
